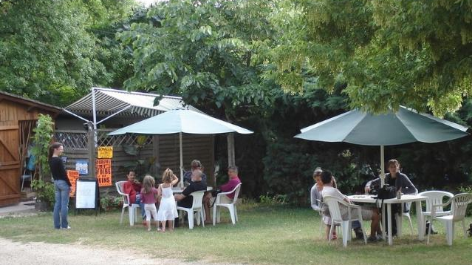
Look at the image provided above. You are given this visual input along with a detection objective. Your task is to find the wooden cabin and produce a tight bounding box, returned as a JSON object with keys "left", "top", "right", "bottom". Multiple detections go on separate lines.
{"left": 0, "top": 91, "right": 61, "bottom": 207}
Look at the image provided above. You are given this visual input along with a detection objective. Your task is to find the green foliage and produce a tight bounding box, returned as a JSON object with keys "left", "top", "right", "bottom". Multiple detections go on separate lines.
{"left": 31, "top": 114, "right": 54, "bottom": 180}
{"left": 258, "top": 193, "right": 287, "bottom": 206}
{"left": 31, "top": 179, "right": 55, "bottom": 207}
{"left": 0, "top": 0, "right": 138, "bottom": 106}
{"left": 272, "top": 0, "right": 472, "bottom": 116}
{"left": 99, "top": 194, "right": 122, "bottom": 211}
{"left": 121, "top": 136, "right": 156, "bottom": 180}
{"left": 0, "top": 0, "right": 104, "bottom": 105}
{"left": 118, "top": 0, "right": 279, "bottom": 117}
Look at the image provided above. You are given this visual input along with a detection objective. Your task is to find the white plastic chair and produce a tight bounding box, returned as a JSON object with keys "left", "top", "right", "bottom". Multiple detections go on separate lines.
{"left": 115, "top": 181, "right": 141, "bottom": 226}
{"left": 213, "top": 183, "right": 242, "bottom": 225}
{"left": 176, "top": 190, "right": 206, "bottom": 229}
{"left": 427, "top": 193, "right": 472, "bottom": 246}
{"left": 323, "top": 195, "right": 367, "bottom": 247}
{"left": 419, "top": 190, "right": 454, "bottom": 218}
{"left": 399, "top": 203, "right": 414, "bottom": 235}
{"left": 316, "top": 199, "right": 325, "bottom": 233}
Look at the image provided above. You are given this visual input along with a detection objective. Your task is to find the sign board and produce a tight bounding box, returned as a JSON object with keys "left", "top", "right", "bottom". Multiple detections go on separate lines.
{"left": 96, "top": 159, "right": 112, "bottom": 187}
{"left": 66, "top": 170, "right": 80, "bottom": 197}
{"left": 75, "top": 160, "right": 89, "bottom": 175}
{"left": 75, "top": 178, "right": 97, "bottom": 209}
{"left": 97, "top": 146, "right": 113, "bottom": 159}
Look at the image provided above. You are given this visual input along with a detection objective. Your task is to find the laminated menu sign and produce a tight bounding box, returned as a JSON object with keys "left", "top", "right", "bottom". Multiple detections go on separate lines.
{"left": 66, "top": 170, "right": 80, "bottom": 197}
{"left": 96, "top": 159, "right": 112, "bottom": 187}
{"left": 75, "top": 179, "right": 97, "bottom": 209}
{"left": 97, "top": 146, "right": 113, "bottom": 159}
{"left": 75, "top": 160, "right": 88, "bottom": 175}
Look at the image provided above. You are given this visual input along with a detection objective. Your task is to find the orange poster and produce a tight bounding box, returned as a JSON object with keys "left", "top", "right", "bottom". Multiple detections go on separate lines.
{"left": 66, "top": 170, "right": 80, "bottom": 197}
{"left": 96, "top": 159, "right": 112, "bottom": 187}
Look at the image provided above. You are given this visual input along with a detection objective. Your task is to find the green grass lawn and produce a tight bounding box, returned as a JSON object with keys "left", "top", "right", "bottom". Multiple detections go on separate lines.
{"left": 1, "top": 203, "right": 471, "bottom": 265}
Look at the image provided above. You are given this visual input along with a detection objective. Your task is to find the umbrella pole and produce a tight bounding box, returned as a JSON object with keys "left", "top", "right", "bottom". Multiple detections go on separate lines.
{"left": 179, "top": 132, "right": 184, "bottom": 188}
{"left": 380, "top": 145, "right": 385, "bottom": 187}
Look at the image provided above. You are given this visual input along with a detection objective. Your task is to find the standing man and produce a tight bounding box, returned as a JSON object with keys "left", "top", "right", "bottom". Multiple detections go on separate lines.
{"left": 203, "top": 166, "right": 241, "bottom": 223}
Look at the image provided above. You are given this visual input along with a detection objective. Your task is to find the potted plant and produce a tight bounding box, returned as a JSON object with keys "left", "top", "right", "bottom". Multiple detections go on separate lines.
{"left": 31, "top": 179, "right": 55, "bottom": 211}
{"left": 30, "top": 114, "right": 55, "bottom": 210}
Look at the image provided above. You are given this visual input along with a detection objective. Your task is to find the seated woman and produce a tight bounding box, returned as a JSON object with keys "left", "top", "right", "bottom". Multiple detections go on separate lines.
{"left": 182, "top": 160, "right": 207, "bottom": 185}
{"left": 311, "top": 167, "right": 336, "bottom": 239}
{"left": 365, "top": 159, "right": 417, "bottom": 236}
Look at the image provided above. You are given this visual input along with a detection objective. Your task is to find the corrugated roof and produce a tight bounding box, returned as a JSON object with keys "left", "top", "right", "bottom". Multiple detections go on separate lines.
{"left": 65, "top": 87, "right": 197, "bottom": 117}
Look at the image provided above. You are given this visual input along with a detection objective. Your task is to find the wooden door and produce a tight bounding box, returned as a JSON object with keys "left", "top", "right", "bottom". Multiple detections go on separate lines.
{"left": 0, "top": 125, "right": 20, "bottom": 206}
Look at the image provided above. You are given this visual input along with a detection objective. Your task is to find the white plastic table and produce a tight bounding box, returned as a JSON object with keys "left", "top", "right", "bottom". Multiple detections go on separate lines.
{"left": 172, "top": 186, "right": 213, "bottom": 193}
{"left": 347, "top": 194, "right": 427, "bottom": 245}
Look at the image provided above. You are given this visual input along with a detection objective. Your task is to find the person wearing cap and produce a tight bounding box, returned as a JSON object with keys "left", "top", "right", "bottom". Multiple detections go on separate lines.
{"left": 182, "top": 159, "right": 207, "bottom": 185}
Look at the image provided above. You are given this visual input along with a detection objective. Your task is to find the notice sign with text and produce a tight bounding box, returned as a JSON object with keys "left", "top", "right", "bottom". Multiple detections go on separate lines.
{"left": 96, "top": 159, "right": 112, "bottom": 187}
{"left": 66, "top": 170, "right": 80, "bottom": 197}
{"left": 97, "top": 146, "right": 113, "bottom": 159}
{"left": 75, "top": 179, "right": 97, "bottom": 209}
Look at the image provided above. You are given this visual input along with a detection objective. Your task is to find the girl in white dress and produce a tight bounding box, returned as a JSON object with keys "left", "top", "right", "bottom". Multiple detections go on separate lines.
{"left": 157, "top": 168, "right": 179, "bottom": 232}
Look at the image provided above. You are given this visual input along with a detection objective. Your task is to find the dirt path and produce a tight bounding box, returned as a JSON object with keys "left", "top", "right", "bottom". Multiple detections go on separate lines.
{"left": 0, "top": 237, "right": 236, "bottom": 265}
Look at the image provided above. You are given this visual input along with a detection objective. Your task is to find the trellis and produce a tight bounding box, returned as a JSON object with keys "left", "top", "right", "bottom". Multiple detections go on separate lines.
{"left": 54, "top": 129, "right": 153, "bottom": 148}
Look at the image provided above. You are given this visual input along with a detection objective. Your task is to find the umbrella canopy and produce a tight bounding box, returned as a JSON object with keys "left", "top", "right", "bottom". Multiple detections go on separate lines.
{"left": 295, "top": 106, "right": 469, "bottom": 185}
{"left": 108, "top": 109, "right": 253, "bottom": 135}
{"left": 109, "top": 109, "right": 253, "bottom": 186}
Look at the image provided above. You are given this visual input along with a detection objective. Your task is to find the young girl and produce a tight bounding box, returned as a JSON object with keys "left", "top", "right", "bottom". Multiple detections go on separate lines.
{"left": 156, "top": 168, "right": 179, "bottom": 232}
{"left": 141, "top": 175, "right": 159, "bottom": 231}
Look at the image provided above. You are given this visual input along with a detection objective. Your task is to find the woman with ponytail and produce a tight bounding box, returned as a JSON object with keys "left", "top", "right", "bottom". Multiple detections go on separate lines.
{"left": 49, "top": 142, "right": 72, "bottom": 229}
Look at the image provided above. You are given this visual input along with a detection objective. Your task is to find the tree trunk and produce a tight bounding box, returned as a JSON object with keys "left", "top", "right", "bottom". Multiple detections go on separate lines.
{"left": 227, "top": 133, "right": 235, "bottom": 167}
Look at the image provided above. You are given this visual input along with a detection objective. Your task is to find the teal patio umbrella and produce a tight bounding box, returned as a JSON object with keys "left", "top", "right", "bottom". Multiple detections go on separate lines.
{"left": 109, "top": 109, "right": 253, "bottom": 186}
{"left": 295, "top": 106, "right": 469, "bottom": 186}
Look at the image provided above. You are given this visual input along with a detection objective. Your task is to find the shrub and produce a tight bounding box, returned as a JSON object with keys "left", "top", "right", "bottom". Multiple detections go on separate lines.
{"left": 100, "top": 195, "right": 122, "bottom": 211}
{"left": 31, "top": 179, "right": 55, "bottom": 208}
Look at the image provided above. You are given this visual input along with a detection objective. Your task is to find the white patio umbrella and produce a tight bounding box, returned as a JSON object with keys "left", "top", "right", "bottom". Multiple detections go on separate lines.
{"left": 295, "top": 106, "right": 469, "bottom": 186}
{"left": 109, "top": 109, "right": 253, "bottom": 186}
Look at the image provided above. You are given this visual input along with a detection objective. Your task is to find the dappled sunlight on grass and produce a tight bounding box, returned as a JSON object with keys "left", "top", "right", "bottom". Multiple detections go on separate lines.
{"left": 0, "top": 205, "right": 471, "bottom": 265}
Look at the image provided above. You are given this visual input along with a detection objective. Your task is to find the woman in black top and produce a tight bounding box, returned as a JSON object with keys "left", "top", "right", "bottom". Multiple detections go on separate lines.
{"left": 49, "top": 142, "right": 71, "bottom": 229}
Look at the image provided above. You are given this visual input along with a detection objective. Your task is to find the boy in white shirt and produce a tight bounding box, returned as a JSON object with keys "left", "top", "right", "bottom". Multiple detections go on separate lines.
{"left": 321, "top": 170, "right": 382, "bottom": 241}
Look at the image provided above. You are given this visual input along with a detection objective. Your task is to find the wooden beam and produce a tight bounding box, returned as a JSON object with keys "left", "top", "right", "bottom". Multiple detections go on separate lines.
{"left": 0, "top": 125, "right": 19, "bottom": 130}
